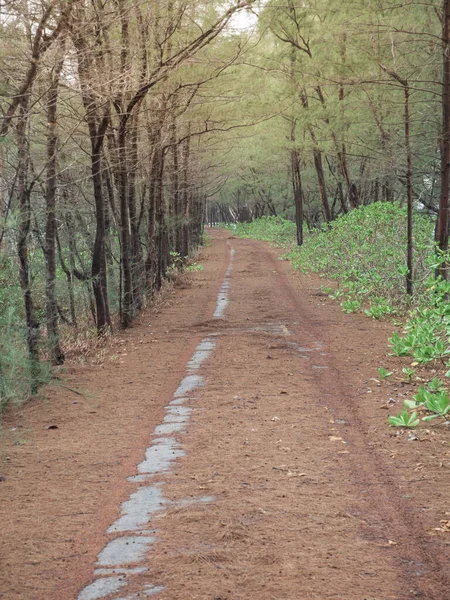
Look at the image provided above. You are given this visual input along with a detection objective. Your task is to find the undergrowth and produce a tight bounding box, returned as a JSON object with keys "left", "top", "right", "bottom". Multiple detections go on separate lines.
{"left": 230, "top": 217, "right": 297, "bottom": 247}
{"left": 0, "top": 255, "right": 51, "bottom": 413}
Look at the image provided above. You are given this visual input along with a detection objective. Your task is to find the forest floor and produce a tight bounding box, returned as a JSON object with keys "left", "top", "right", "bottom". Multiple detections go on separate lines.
{"left": 1, "top": 229, "right": 450, "bottom": 600}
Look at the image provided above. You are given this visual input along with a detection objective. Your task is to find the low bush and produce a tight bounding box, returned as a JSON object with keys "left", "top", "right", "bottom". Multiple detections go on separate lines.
{"left": 232, "top": 216, "right": 297, "bottom": 247}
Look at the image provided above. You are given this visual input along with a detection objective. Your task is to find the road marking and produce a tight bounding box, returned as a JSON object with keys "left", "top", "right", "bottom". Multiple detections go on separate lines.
{"left": 77, "top": 244, "right": 235, "bottom": 600}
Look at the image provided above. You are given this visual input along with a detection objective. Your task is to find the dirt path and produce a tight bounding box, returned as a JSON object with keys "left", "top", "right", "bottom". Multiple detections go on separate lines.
{"left": 1, "top": 229, "right": 450, "bottom": 600}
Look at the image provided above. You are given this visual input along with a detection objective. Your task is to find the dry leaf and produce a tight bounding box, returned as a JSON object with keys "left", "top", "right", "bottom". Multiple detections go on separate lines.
{"left": 439, "top": 520, "right": 450, "bottom": 532}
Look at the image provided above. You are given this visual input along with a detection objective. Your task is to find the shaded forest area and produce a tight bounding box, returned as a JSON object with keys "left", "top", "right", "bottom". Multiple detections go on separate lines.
{"left": 1, "top": 0, "right": 450, "bottom": 407}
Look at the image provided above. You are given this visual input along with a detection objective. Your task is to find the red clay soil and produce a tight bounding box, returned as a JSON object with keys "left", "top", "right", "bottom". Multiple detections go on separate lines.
{"left": 1, "top": 229, "right": 450, "bottom": 600}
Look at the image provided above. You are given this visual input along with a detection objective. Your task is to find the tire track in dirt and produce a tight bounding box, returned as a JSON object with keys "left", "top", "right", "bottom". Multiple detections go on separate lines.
{"left": 264, "top": 244, "right": 450, "bottom": 600}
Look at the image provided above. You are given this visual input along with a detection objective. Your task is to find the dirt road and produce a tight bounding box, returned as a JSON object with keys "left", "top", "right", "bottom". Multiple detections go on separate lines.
{"left": 1, "top": 229, "right": 450, "bottom": 600}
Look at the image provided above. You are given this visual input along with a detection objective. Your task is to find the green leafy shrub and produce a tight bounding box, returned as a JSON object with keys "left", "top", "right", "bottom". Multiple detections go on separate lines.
{"left": 388, "top": 409, "right": 420, "bottom": 428}
{"left": 232, "top": 216, "right": 297, "bottom": 247}
{"left": 284, "top": 203, "right": 433, "bottom": 315}
{"left": 390, "top": 379, "right": 450, "bottom": 427}
{"left": 389, "top": 273, "right": 450, "bottom": 364}
{"left": 378, "top": 367, "right": 393, "bottom": 380}
{"left": 233, "top": 204, "right": 435, "bottom": 319}
{"left": 186, "top": 262, "right": 204, "bottom": 272}
{"left": 0, "top": 255, "right": 51, "bottom": 412}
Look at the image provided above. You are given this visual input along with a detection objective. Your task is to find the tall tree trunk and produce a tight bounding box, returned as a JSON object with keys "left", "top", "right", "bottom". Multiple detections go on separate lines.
{"left": 379, "top": 63, "right": 414, "bottom": 293}
{"left": 170, "top": 116, "right": 182, "bottom": 255}
{"left": 315, "top": 85, "right": 359, "bottom": 210}
{"left": 128, "top": 106, "right": 144, "bottom": 312}
{"left": 337, "top": 36, "right": 359, "bottom": 209}
{"left": 180, "top": 129, "right": 191, "bottom": 257}
{"left": 290, "top": 122, "right": 304, "bottom": 246}
{"left": 437, "top": 0, "right": 450, "bottom": 279}
{"left": 145, "top": 140, "right": 160, "bottom": 289}
{"left": 404, "top": 85, "right": 414, "bottom": 295}
{"left": 373, "top": 179, "right": 379, "bottom": 203}
{"left": 118, "top": 120, "right": 133, "bottom": 327}
{"left": 312, "top": 146, "right": 332, "bottom": 223}
{"left": 155, "top": 192, "right": 168, "bottom": 291}
{"left": 91, "top": 145, "right": 111, "bottom": 332}
{"left": 73, "top": 25, "right": 111, "bottom": 334}
{"left": 338, "top": 145, "right": 359, "bottom": 209}
{"left": 337, "top": 182, "right": 348, "bottom": 214}
{"left": 116, "top": 0, "right": 136, "bottom": 326}
{"left": 16, "top": 99, "right": 40, "bottom": 393}
{"left": 45, "top": 57, "right": 65, "bottom": 365}
{"left": 56, "top": 219, "right": 77, "bottom": 328}
{"left": 301, "top": 92, "right": 331, "bottom": 223}
{"left": 362, "top": 85, "right": 396, "bottom": 206}
{"left": 147, "top": 118, "right": 167, "bottom": 291}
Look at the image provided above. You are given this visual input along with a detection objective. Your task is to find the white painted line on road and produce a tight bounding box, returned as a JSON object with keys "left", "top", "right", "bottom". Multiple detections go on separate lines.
{"left": 214, "top": 242, "right": 235, "bottom": 319}
{"left": 77, "top": 244, "right": 235, "bottom": 600}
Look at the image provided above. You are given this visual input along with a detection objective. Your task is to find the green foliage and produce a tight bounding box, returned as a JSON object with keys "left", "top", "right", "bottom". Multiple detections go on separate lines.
{"left": 232, "top": 217, "right": 297, "bottom": 247}
{"left": 233, "top": 207, "right": 450, "bottom": 380}
{"left": 208, "top": 0, "right": 441, "bottom": 229}
{"left": 403, "top": 399, "right": 421, "bottom": 410}
{"left": 234, "top": 204, "right": 435, "bottom": 319}
{"left": 0, "top": 218, "right": 121, "bottom": 412}
{"left": 364, "top": 299, "right": 397, "bottom": 319}
{"left": 0, "top": 256, "right": 30, "bottom": 411}
{"left": 428, "top": 377, "right": 444, "bottom": 392}
{"left": 422, "top": 390, "right": 450, "bottom": 421}
{"left": 402, "top": 367, "right": 415, "bottom": 380}
{"left": 0, "top": 253, "right": 54, "bottom": 412}
{"left": 234, "top": 207, "right": 450, "bottom": 433}
{"left": 388, "top": 409, "right": 420, "bottom": 428}
{"left": 412, "top": 381, "right": 450, "bottom": 421}
{"left": 186, "top": 262, "right": 204, "bottom": 272}
{"left": 389, "top": 332, "right": 410, "bottom": 356}
{"left": 201, "top": 232, "right": 212, "bottom": 247}
{"left": 389, "top": 273, "right": 450, "bottom": 365}
{"left": 341, "top": 299, "right": 361, "bottom": 313}
{"left": 391, "top": 379, "right": 450, "bottom": 426}
{"left": 378, "top": 367, "right": 392, "bottom": 380}
{"left": 284, "top": 203, "right": 433, "bottom": 315}
{"left": 170, "top": 250, "right": 183, "bottom": 266}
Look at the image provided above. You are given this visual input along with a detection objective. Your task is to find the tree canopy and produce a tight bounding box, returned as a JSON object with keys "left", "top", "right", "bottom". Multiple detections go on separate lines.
{"left": 0, "top": 0, "right": 448, "bottom": 405}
